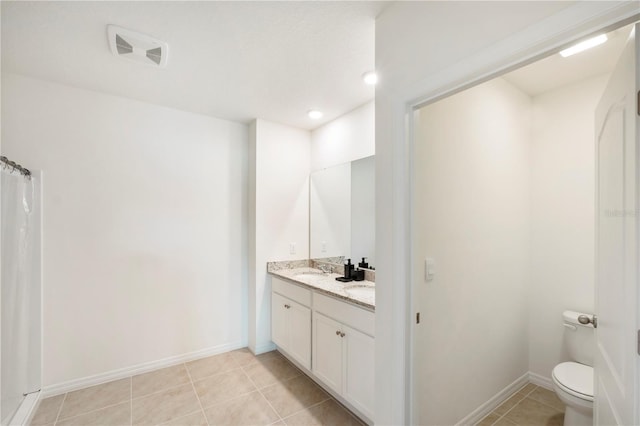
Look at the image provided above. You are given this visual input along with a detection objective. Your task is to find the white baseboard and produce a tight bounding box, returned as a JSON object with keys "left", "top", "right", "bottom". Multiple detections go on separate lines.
{"left": 41, "top": 340, "right": 246, "bottom": 398}
{"left": 528, "top": 372, "right": 553, "bottom": 390}
{"left": 456, "top": 372, "right": 530, "bottom": 426}
{"left": 9, "top": 391, "right": 40, "bottom": 426}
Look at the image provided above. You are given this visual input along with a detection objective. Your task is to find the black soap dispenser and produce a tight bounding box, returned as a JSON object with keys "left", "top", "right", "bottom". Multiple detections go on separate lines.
{"left": 335, "top": 258, "right": 354, "bottom": 282}
{"left": 358, "top": 257, "right": 369, "bottom": 269}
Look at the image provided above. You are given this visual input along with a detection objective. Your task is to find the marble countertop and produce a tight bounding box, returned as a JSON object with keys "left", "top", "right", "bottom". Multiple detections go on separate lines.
{"left": 268, "top": 267, "right": 375, "bottom": 311}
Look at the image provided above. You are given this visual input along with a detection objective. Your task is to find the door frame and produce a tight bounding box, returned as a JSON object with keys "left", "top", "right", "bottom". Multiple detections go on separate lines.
{"left": 381, "top": 3, "right": 640, "bottom": 424}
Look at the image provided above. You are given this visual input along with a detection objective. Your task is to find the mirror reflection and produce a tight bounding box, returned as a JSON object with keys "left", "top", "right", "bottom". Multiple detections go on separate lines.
{"left": 310, "top": 155, "right": 375, "bottom": 268}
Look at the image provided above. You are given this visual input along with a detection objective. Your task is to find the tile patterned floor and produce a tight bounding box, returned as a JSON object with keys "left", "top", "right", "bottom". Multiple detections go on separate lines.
{"left": 30, "top": 349, "right": 365, "bottom": 426}
{"left": 476, "top": 383, "right": 565, "bottom": 426}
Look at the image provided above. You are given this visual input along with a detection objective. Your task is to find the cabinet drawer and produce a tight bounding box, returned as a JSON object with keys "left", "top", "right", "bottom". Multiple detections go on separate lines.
{"left": 313, "top": 293, "right": 374, "bottom": 336}
{"left": 272, "top": 277, "right": 312, "bottom": 307}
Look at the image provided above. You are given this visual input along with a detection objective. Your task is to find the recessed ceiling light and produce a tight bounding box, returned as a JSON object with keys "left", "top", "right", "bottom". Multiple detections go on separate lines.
{"left": 362, "top": 71, "right": 378, "bottom": 85}
{"left": 308, "top": 110, "right": 323, "bottom": 119}
{"left": 559, "top": 34, "right": 608, "bottom": 58}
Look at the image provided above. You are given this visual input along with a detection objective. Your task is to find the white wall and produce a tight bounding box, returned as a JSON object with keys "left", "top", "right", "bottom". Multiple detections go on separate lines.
{"left": 1, "top": 74, "right": 249, "bottom": 387}
{"left": 374, "top": 2, "right": 636, "bottom": 423}
{"left": 311, "top": 101, "right": 374, "bottom": 171}
{"left": 529, "top": 74, "right": 608, "bottom": 380}
{"left": 414, "top": 78, "right": 531, "bottom": 425}
{"left": 248, "top": 119, "right": 310, "bottom": 354}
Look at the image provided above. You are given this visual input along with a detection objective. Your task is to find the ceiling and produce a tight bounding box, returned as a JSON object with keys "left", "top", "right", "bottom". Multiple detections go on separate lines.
{"left": 502, "top": 24, "right": 631, "bottom": 96}
{"left": 1, "top": 1, "right": 387, "bottom": 130}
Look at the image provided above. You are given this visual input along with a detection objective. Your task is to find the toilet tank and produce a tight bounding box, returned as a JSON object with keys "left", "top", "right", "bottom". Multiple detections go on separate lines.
{"left": 562, "top": 310, "right": 595, "bottom": 366}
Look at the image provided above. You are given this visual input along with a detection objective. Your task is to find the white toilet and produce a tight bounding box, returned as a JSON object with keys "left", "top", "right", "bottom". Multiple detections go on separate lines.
{"left": 552, "top": 311, "right": 595, "bottom": 426}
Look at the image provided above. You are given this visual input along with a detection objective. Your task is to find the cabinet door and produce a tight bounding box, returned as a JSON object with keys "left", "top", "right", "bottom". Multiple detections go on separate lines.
{"left": 312, "top": 312, "right": 343, "bottom": 394}
{"left": 343, "top": 325, "right": 375, "bottom": 420}
{"left": 287, "top": 301, "right": 311, "bottom": 369}
{"left": 271, "top": 292, "right": 288, "bottom": 350}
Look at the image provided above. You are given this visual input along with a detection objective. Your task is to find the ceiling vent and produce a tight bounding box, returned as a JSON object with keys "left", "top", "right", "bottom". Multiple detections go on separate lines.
{"left": 107, "top": 25, "right": 168, "bottom": 68}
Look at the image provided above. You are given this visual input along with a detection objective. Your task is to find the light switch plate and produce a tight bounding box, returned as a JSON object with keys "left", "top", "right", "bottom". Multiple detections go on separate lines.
{"left": 289, "top": 243, "right": 296, "bottom": 255}
{"left": 425, "top": 258, "right": 435, "bottom": 282}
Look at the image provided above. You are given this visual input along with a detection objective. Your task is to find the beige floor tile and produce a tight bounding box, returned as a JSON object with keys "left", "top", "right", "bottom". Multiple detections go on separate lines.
{"left": 268, "top": 422, "right": 285, "bottom": 426}
{"left": 493, "top": 392, "right": 527, "bottom": 416}
{"left": 242, "top": 355, "right": 301, "bottom": 389}
{"left": 513, "top": 387, "right": 536, "bottom": 401}
{"left": 30, "top": 394, "right": 66, "bottom": 425}
{"left": 251, "top": 350, "right": 283, "bottom": 363}
{"left": 186, "top": 352, "right": 239, "bottom": 381}
{"left": 233, "top": 350, "right": 282, "bottom": 369}
{"left": 476, "top": 413, "right": 500, "bottom": 426}
{"left": 229, "top": 348, "right": 258, "bottom": 367}
{"left": 518, "top": 383, "right": 538, "bottom": 397}
{"left": 283, "top": 400, "right": 363, "bottom": 426}
{"left": 58, "top": 378, "right": 131, "bottom": 420}
{"left": 204, "top": 391, "right": 279, "bottom": 425}
{"left": 527, "top": 387, "right": 565, "bottom": 411}
{"left": 158, "top": 410, "right": 208, "bottom": 426}
{"left": 132, "top": 384, "right": 201, "bottom": 425}
{"left": 493, "top": 417, "right": 518, "bottom": 426}
{"left": 132, "top": 364, "right": 191, "bottom": 399}
{"left": 56, "top": 401, "right": 131, "bottom": 426}
{"left": 504, "top": 397, "right": 564, "bottom": 426}
{"left": 193, "top": 368, "right": 256, "bottom": 408}
{"left": 260, "top": 375, "right": 329, "bottom": 418}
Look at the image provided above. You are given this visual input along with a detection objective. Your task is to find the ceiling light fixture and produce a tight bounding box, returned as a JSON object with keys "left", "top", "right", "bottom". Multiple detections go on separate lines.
{"left": 559, "top": 34, "right": 608, "bottom": 58}
{"left": 308, "top": 110, "right": 323, "bottom": 119}
{"left": 362, "top": 71, "right": 378, "bottom": 85}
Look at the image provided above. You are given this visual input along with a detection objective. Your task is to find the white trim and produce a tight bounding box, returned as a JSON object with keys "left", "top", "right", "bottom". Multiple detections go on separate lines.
{"left": 40, "top": 341, "right": 245, "bottom": 398}
{"left": 455, "top": 373, "right": 530, "bottom": 426}
{"left": 401, "top": 2, "right": 639, "bottom": 107}
{"left": 8, "top": 391, "right": 40, "bottom": 426}
{"left": 379, "top": 2, "right": 640, "bottom": 424}
{"left": 38, "top": 171, "right": 44, "bottom": 408}
{"left": 529, "top": 372, "right": 554, "bottom": 391}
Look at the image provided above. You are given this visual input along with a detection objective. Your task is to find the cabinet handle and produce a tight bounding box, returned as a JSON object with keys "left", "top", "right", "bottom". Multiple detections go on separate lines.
{"left": 336, "top": 330, "right": 340, "bottom": 336}
{"left": 284, "top": 304, "right": 290, "bottom": 309}
{"left": 340, "top": 332, "right": 346, "bottom": 337}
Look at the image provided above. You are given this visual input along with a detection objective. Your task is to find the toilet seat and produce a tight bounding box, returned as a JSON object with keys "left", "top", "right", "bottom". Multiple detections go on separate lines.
{"left": 552, "top": 362, "right": 594, "bottom": 402}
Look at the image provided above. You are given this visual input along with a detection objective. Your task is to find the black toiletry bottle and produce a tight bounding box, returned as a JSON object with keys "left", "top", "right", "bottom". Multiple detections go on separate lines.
{"left": 358, "top": 257, "right": 369, "bottom": 269}
{"left": 344, "top": 258, "right": 354, "bottom": 279}
{"left": 335, "top": 259, "right": 354, "bottom": 282}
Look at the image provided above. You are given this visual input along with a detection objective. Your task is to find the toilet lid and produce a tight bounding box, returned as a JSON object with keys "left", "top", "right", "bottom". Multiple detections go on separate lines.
{"left": 552, "top": 362, "right": 594, "bottom": 399}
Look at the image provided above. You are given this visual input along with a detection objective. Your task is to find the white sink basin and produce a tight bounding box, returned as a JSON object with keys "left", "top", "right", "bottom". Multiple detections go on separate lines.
{"left": 294, "top": 270, "right": 326, "bottom": 279}
{"left": 344, "top": 285, "right": 375, "bottom": 298}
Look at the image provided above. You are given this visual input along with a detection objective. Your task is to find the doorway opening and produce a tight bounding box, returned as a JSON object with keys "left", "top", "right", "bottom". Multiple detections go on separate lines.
{"left": 410, "top": 22, "right": 637, "bottom": 426}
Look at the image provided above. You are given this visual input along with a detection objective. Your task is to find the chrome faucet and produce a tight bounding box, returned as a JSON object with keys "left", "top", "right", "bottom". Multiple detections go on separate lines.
{"left": 318, "top": 263, "right": 333, "bottom": 274}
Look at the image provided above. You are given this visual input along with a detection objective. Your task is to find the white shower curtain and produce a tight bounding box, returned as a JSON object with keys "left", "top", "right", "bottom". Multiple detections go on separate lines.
{"left": 1, "top": 168, "right": 40, "bottom": 426}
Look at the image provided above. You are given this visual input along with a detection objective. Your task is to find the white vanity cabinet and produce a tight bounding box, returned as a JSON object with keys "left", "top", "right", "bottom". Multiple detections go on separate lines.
{"left": 270, "top": 275, "right": 375, "bottom": 423}
{"left": 312, "top": 312, "right": 344, "bottom": 392}
{"left": 342, "top": 323, "right": 375, "bottom": 419}
{"left": 271, "top": 278, "right": 312, "bottom": 370}
{"left": 312, "top": 294, "right": 375, "bottom": 421}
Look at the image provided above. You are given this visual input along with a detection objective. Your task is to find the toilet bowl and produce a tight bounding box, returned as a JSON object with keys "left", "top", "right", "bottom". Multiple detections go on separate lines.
{"left": 552, "top": 361, "right": 593, "bottom": 426}
{"left": 552, "top": 311, "right": 596, "bottom": 426}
